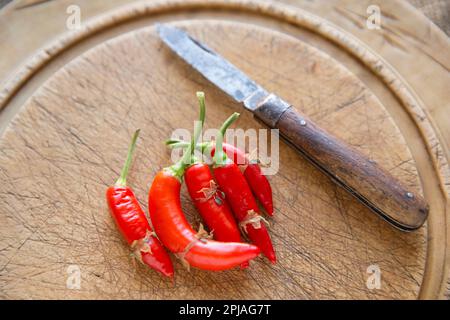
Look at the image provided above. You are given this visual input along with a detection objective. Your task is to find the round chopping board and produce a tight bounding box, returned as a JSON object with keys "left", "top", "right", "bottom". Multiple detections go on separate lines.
{"left": 0, "top": 1, "right": 447, "bottom": 300}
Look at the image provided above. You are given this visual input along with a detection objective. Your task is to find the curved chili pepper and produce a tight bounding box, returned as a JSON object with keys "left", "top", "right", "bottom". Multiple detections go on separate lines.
{"left": 106, "top": 130, "right": 174, "bottom": 278}
{"left": 166, "top": 141, "right": 274, "bottom": 215}
{"left": 149, "top": 171, "right": 260, "bottom": 270}
{"left": 212, "top": 114, "right": 276, "bottom": 263}
{"left": 148, "top": 93, "right": 260, "bottom": 271}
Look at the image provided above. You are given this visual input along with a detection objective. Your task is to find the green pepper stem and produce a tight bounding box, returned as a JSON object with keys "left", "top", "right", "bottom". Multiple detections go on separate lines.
{"left": 116, "top": 129, "right": 140, "bottom": 186}
{"left": 165, "top": 139, "right": 189, "bottom": 147}
{"left": 214, "top": 112, "right": 240, "bottom": 165}
{"left": 191, "top": 91, "right": 206, "bottom": 156}
{"left": 165, "top": 139, "right": 209, "bottom": 153}
{"left": 169, "top": 92, "right": 206, "bottom": 178}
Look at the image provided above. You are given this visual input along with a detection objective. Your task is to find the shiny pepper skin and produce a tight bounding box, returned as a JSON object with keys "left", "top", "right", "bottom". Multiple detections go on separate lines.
{"left": 213, "top": 160, "right": 276, "bottom": 263}
{"left": 184, "top": 163, "right": 242, "bottom": 242}
{"left": 106, "top": 129, "right": 173, "bottom": 278}
{"left": 106, "top": 185, "right": 174, "bottom": 278}
{"left": 148, "top": 170, "right": 261, "bottom": 271}
{"left": 211, "top": 142, "right": 274, "bottom": 215}
{"left": 185, "top": 163, "right": 250, "bottom": 269}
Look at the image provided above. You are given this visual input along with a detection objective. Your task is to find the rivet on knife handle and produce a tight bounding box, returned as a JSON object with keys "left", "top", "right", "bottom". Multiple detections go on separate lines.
{"left": 254, "top": 96, "right": 429, "bottom": 231}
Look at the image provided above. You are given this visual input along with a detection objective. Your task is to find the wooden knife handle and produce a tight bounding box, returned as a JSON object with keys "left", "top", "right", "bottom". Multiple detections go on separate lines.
{"left": 254, "top": 95, "right": 429, "bottom": 231}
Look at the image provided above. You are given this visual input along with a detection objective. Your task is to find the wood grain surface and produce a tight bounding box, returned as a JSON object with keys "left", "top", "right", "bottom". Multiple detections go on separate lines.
{"left": 0, "top": 21, "right": 428, "bottom": 299}
{"left": 0, "top": 0, "right": 448, "bottom": 300}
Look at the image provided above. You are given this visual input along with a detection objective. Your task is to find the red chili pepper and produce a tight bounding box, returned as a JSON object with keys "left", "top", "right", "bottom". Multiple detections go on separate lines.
{"left": 149, "top": 93, "right": 260, "bottom": 271}
{"left": 216, "top": 143, "right": 273, "bottom": 216}
{"left": 184, "top": 162, "right": 250, "bottom": 269}
{"left": 184, "top": 163, "right": 242, "bottom": 243}
{"left": 149, "top": 171, "right": 260, "bottom": 270}
{"left": 106, "top": 130, "right": 174, "bottom": 278}
{"left": 166, "top": 141, "right": 274, "bottom": 216}
{"left": 212, "top": 114, "right": 276, "bottom": 263}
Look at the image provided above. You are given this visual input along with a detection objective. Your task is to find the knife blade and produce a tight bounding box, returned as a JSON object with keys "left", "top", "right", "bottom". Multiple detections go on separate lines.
{"left": 156, "top": 23, "right": 429, "bottom": 231}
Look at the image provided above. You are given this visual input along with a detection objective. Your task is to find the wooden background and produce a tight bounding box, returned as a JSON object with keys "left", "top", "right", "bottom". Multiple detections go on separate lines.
{"left": 0, "top": 0, "right": 448, "bottom": 299}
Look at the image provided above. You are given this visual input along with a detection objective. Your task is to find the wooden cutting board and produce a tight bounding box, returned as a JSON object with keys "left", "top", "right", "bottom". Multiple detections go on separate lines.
{"left": 0, "top": 0, "right": 448, "bottom": 299}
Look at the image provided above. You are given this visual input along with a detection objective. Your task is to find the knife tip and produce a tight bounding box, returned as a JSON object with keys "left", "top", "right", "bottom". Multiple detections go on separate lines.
{"left": 155, "top": 23, "right": 182, "bottom": 42}
{"left": 155, "top": 23, "right": 180, "bottom": 36}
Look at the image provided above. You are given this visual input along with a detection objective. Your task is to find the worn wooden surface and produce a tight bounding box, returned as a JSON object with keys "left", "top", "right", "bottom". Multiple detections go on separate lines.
{"left": 0, "top": 20, "right": 427, "bottom": 299}
{"left": 0, "top": 0, "right": 448, "bottom": 299}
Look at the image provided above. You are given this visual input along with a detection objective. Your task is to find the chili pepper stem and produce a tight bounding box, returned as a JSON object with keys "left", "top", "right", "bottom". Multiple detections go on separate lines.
{"left": 165, "top": 139, "right": 190, "bottom": 148}
{"left": 115, "top": 129, "right": 140, "bottom": 186}
{"left": 167, "top": 92, "right": 206, "bottom": 179}
{"left": 165, "top": 139, "right": 209, "bottom": 154}
{"left": 214, "top": 113, "right": 240, "bottom": 166}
